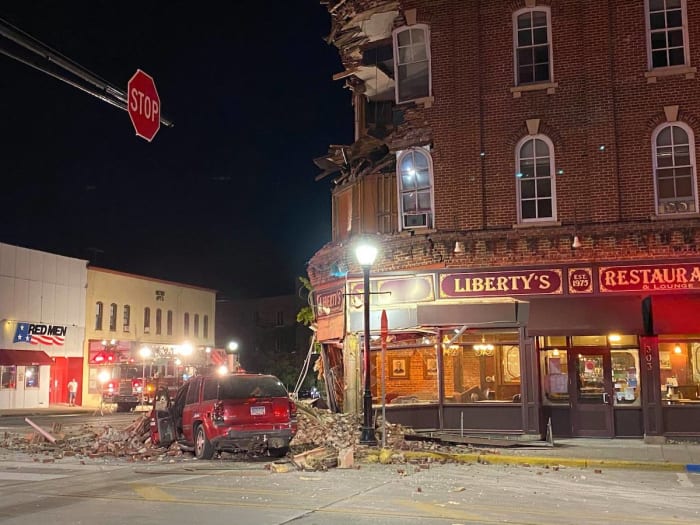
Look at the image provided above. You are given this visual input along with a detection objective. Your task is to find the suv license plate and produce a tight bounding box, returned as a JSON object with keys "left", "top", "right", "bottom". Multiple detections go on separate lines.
{"left": 250, "top": 406, "right": 265, "bottom": 416}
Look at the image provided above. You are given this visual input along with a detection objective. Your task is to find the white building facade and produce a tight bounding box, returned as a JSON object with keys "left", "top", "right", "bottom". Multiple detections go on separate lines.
{"left": 0, "top": 242, "right": 87, "bottom": 409}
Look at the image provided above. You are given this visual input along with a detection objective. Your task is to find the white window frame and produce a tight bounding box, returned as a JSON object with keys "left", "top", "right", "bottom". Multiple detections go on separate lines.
{"left": 652, "top": 121, "right": 698, "bottom": 216}
{"left": 513, "top": 7, "right": 553, "bottom": 86}
{"left": 515, "top": 135, "right": 557, "bottom": 223}
{"left": 645, "top": 0, "right": 690, "bottom": 70}
{"left": 392, "top": 24, "right": 432, "bottom": 104}
{"left": 396, "top": 147, "right": 435, "bottom": 231}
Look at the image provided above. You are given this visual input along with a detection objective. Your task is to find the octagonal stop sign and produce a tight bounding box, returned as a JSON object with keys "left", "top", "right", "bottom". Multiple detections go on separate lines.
{"left": 127, "top": 69, "right": 161, "bottom": 142}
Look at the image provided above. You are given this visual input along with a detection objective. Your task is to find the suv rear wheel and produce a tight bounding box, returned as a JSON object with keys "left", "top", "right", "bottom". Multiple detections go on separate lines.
{"left": 194, "top": 424, "right": 214, "bottom": 460}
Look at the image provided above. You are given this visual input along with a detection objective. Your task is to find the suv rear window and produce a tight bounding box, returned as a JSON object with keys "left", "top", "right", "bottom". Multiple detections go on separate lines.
{"left": 219, "top": 376, "right": 287, "bottom": 399}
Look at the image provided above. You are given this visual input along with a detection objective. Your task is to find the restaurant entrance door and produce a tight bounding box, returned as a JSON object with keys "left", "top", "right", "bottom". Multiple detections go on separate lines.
{"left": 570, "top": 348, "right": 614, "bottom": 437}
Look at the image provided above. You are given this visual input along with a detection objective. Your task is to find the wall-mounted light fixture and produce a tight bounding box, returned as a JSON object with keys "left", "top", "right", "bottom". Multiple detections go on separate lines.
{"left": 473, "top": 336, "right": 495, "bottom": 357}
{"left": 454, "top": 241, "right": 465, "bottom": 254}
{"left": 572, "top": 235, "right": 582, "bottom": 249}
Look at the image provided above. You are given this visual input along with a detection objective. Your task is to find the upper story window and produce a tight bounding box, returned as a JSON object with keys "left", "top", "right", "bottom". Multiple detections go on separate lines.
{"left": 203, "top": 315, "right": 209, "bottom": 339}
{"left": 156, "top": 308, "right": 162, "bottom": 335}
{"left": 397, "top": 148, "right": 434, "bottom": 230}
{"left": 184, "top": 312, "right": 190, "bottom": 336}
{"left": 646, "top": 0, "right": 689, "bottom": 69}
{"left": 276, "top": 311, "right": 284, "bottom": 327}
{"left": 144, "top": 307, "right": 151, "bottom": 334}
{"left": 109, "top": 303, "right": 117, "bottom": 331}
{"left": 123, "top": 305, "right": 131, "bottom": 332}
{"left": 393, "top": 24, "right": 431, "bottom": 103}
{"left": 514, "top": 8, "right": 552, "bottom": 85}
{"left": 516, "top": 135, "right": 557, "bottom": 222}
{"left": 653, "top": 122, "right": 697, "bottom": 215}
{"left": 194, "top": 314, "right": 200, "bottom": 337}
{"left": 95, "top": 302, "right": 103, "bottom": 331}
{"left": 167, "top": 310, "right": 173, "bottom": 336}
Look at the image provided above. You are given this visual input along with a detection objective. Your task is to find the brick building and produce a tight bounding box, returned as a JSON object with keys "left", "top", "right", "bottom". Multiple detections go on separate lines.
{"left": 308, "top": 0, "right": 700, "bottom": 439}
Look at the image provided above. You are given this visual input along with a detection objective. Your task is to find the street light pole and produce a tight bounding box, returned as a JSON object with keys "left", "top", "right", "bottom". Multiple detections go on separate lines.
{"left": 356, "top": 242, "right": 378, "bottom": 446}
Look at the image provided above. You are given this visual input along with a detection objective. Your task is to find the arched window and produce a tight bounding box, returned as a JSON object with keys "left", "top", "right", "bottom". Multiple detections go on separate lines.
{"left": 514, "top": 7, "right": 552, "bottom": 85}
{"left": 144, "top": 307, "right": 151, "bottom": 334}
{"left": 167, "top": 310, "right": 173, "bottom": 336}
{"left": 156, "top": 308, "right": 162, "bottom": 335}
{"left": 653, "top": 122, "right": 697, "bottom": 215}
{"left": 95, "top": 302, "right": 103, "bottom": 331}
{"left": 397, "top": 147, "right": 434, "bottom": 230}
{"left": 516, "top": 135, "right": 556, "bottom": 222}
{"left": 194, "top": 314, "right": 200, "bottom": 337}
{"left": 184, "top": 313, "right": 190, "bottom": 336}
{"left": 109, "top": 303, "right": 117, "bottom": 331}
{"left": 392, "top": 24, "right": 431, "bottom": 103}
{"left": 203, "top": 315, "right": 209, "bottom": 339}
{"left": 123, "top": 305, "right": 131, "bottom": 332}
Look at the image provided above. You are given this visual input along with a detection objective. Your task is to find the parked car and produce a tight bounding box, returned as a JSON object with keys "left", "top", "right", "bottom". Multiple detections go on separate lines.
{"left": 149, "top": 373, "right": 298, "bottom": 459}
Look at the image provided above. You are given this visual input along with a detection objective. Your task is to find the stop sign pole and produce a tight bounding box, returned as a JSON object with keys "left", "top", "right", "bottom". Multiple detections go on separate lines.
{"left": 127, "top": 69, "right": 161, "bottom": 142}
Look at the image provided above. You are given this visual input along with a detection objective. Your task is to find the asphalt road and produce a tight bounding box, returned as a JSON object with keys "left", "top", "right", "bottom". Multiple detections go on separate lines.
{"left": 0, "top": 448, "right": 698, "bottom": 524}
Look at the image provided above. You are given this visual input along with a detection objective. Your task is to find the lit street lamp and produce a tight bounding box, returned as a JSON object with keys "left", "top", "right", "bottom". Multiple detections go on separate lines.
{"left": 227, "top": 340, "right": 239, "bottom": 373}
{"left": 355, "top": 241, "right": 378, "bottom": 446}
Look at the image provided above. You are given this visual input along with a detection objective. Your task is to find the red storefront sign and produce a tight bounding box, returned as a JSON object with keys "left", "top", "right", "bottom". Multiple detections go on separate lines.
{"left": 599, "top": 263, "right": 700, "bottom": 292}
{"left": 314, "top": 286, "right": 345, "bottom": 318}
{"left": 348, "top": 275, "right": 435, "bottom": 309}
{"left": 439, "top": 269, "right": 563, "bottom": 298}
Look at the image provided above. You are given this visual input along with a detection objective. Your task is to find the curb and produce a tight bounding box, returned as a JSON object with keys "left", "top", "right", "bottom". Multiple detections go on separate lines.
{"left": 366, "top": 450, "right": 692, "bottom": 472}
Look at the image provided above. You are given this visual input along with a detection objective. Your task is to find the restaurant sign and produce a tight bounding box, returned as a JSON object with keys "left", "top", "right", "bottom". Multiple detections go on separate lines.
{"left": 439, "top": 269, "right": 563, "bottom": 298}
{"left": 314, "top": 285, "right": 345, "bottom": 318}
{"left": 600, "top": 263, "right": 700, "bottom": 292}
{"left": 348, "top": 275, "right": 435, "bottom": 309}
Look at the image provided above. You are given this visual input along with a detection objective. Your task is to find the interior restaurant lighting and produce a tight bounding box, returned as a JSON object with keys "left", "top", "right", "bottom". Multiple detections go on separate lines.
{"left": 473, "top": 336, "right": 495, "bottom": 357}
{"left": 355, "top": 239, "right": 378, "bottom": 446}
{"left": 674, "top": 344, "right": 683, "bottom": 354}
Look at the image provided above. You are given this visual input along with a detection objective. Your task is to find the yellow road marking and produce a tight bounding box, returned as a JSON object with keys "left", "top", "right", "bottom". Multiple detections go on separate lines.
{"left": 131, "top": 483, "right": 177, "bottom": 502}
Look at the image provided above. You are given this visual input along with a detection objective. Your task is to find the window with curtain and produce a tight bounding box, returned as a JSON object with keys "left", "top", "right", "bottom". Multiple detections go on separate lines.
{"left": 653, "top": 122, "right": 697, "bottom": 215}
{"left": 516, "top": 135, "right": 556, "bottom": 222}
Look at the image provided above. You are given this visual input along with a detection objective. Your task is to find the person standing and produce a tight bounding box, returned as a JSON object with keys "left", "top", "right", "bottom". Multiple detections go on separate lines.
{"left": 67, "top": 378, "right": 78, "bottom": 406}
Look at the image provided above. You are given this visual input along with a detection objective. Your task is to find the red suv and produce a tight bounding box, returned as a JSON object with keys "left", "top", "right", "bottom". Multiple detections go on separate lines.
{"left": 150, "top": 373, "right": 297, "bottom": 459}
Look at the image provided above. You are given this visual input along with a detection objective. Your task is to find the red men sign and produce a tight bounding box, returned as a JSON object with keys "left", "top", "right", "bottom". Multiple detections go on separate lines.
{"left": 127, "top": 69, "right": 161, "bottom": 141}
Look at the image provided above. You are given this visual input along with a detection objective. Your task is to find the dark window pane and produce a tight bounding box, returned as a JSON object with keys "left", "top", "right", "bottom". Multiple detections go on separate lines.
{"left": 538, "top": 199, "right": 553, "bottom": 218}
{"left": 652, "top": 50, "right": 668, "bottom": 68}
{"left": 534, "top": 45, "right": 549, "bottom": 64}
{"left": 667, "top": 0, "right": 681, "bottom": 8}
{"left": 415, "top": 170, "right": 430, "bottom": 188}
{"left": 417, "top": 191, "right": 431, "bottom": 210}
{"left": 517, "top": 14, "right": 531, "bottom": 30}
{"left": 666, "top": 11, "right": 682, "bottom": 28}
{"left": 518, "top": 48, "right": 533, "bottom": 66}
{"left": 521, "top": 180, "right": 536, "bottom": 199}
{"left": 534, "top": 63, "right": 550, "bottom": 81}
{"left": 533, "top": 11, "right": 547, "bottom": 26}
{"left": 649, "top": 0, "right": 664, "bottom": 10}
{"left": 657, "top": 176, "right": 675, "bottom": 198}
{"left": 674, "top": 146, "right": 690, "bottom": 166}
{"left": 412, "top": 28, "right": 425, "bottom": 44}
{"left": 672, "top": 125, "right": 688, "bottom": 144}
{"left": 657, "top": 127, "right": 672, "bottom": 146}
{"left": 397, "top": 30, "right": 411, "bottom": 46}
{"left": 537, "top": 178, "right": 552, "bottom": 197}
{"left": 518, "top": 29, "right": 532, "bottom": 47}
{"left": 668, "top": 29, "right": 684, "bottom": 47}
{"left": 521, "top": 200, "right": 536, "bottom": 219}
{"left": 403, "top": 193, "right": 417, "bottom": 212}
{"left": 650, "top": 31, "right": 667, "bottom": 50}
{"left": 676, "top": 174, "right": 693, "bottom": 197}
{"left": 520, "top": 140, "right": 534, "bottom": 158}
{"left": 669, "top": 47, "right": 685, "bottom": 66}
{"left": 535, "top": 139, "right": 549, "bottom": 156}
{"left": 533, "top": 27, "right": 548, "bottom": 45}
{"left": 649, "top": 13, "right": 666, "bottom": 30}
{"left": 519, "top": 66, "right": 534, "bottom": 84}
{"left": 657, "top": 147, "right": 674, "bottom": 167}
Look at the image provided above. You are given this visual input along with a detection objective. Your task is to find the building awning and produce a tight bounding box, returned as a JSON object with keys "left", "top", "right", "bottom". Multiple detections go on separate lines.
{"left": 527, "top": 296, "right": 644, "bottom": 336}
{"left": 0, "top": 349, "right": 53, "bottom": 366}
{"left": 417, "top": 302, "right": 522, "bottom": 328}
{"left": 644, "top": 295, "right": 700, "bottom": 334}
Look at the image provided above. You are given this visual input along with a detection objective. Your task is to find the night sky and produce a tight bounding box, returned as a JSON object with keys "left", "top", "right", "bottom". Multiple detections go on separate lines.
{"left": 0, "top": 1, "right": 352, "bottom": 298}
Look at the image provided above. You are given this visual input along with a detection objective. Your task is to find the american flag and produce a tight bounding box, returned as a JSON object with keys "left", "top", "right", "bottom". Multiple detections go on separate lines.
{"left": 13, "top": 323, "right": 65, "bottom": 346}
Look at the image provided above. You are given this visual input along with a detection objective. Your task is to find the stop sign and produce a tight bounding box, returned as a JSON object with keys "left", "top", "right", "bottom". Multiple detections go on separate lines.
{"left": 127, "top": 69, "right": 161, "bottom": 142}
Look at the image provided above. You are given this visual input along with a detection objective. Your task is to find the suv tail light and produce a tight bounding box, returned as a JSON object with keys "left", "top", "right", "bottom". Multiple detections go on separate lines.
{"left": 289, "top": 400, "right": 297, "bottom": 418}
{"left": 213, "top": 400, "right": 225, "bottom": 423}
{"left": 273, "top": 403, "right": 289, "bottom": 419}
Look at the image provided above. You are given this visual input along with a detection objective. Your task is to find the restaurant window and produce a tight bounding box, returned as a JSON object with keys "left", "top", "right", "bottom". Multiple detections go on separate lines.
{"left": 95, "top": 301, "right": 103, "bottom": 331}
{"left": 144, "top": 307, "right": 151, "bottom": 334}
{"left": 167, "top": 310, "right": 173, "bottom": 336}
{"left": 156, "top": 308, "right": 162, "bottom": 335}
{"left": 612, "top": 348, "right": 641, "bottom": 406}
{"left": 203, "top": 315, "right": 209, "bottom": 339}
{"left": 541, "top": 347, "right": 569, "bottom": 405}
{"left": 184, "top": 313, "right": 190, "bottom": 336}
{"left": 109, "top": 303, "right": 117, "bottom": 331}
{"left": 658, "top": 340, "right": 700, "bottom": 404}
{"left": 194, "top": 314, "right": 200, "bottom": 337}
{"left": 1, "top": 366, "right": 17, "bottom": 389}
{"left": 25, "top": 365, "right": 39, "bottom": 388}
{"left": 123, "top": 305, "right": 131, "bottom": 332}
{"left": 374, "top": 339, "right": 439, "bottom": 405}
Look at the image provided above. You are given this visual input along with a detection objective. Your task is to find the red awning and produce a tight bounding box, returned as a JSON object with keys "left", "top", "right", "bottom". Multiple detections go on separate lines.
{"left": 648, "top": 295, "right": 700, "bottom": 334}
{"left": 0, "top": 349, "right": 53, "bottom": 366}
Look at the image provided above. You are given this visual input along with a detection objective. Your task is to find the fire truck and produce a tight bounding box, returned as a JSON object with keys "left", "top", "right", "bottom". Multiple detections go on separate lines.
{"left": 101, "top": 364, "right": 186, "bottom": 412}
